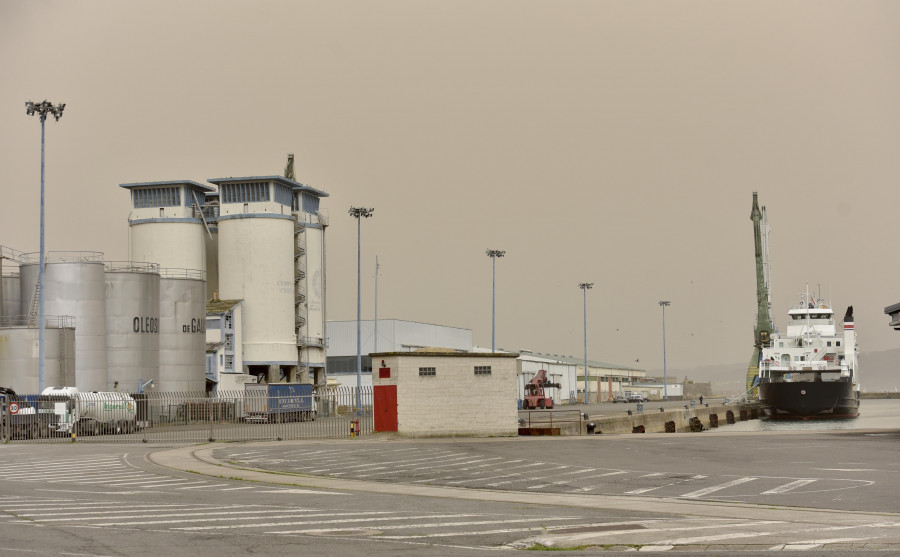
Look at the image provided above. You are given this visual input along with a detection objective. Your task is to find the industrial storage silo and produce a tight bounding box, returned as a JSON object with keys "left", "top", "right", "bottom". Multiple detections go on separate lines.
{"left": 105, "top": 262, "right": 160, "bottom": 392}
{"left": 158, "top": 269, "right": 207, "bottom": 392}
{"left": 209, "top": 176, "right": 298, "bottom": 383}
{"left": 0, "top": 318, "right": 75, "bottom": 392}
{"left": 20, "top": 252, "right": 107, "bottom": 391}
{"left": 121, "top": 180, "right": 211, "bottom": 392}
{"left": 1, "top": 272, "right": 20, "bottom": 320}
{"left": 120, "top": 180, "right": 215, "bottom": 272}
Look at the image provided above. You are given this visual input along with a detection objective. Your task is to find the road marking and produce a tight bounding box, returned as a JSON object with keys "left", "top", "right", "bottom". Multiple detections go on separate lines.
{"left": 176, "top": 513, "right": 478, "bottom": 531}
{"left": 761, "top": 479, "right": 817, "bottom": 494}
{"left": 812, "top": 468, "right": 879, "bottom": 472}
{"left": 267, "top": 516, "right": 580, "bottom": 535}
{"left": 680, "top": 477, "right": 757, "bottom": 498}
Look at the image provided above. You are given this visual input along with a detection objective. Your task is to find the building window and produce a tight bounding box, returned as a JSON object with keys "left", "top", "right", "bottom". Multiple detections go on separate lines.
{"left": 225, "top": 355, "right": 234, "bottom": 371}
{"left": 301, "top": 192, "right": 320, "bottom": 214}
{"left": 474, "top": 365, "right": 491, "bottom": 375}
{"left": 220, "top": 182, "right": 270, "bottom": 204}
{"left": 418, "top": 367, "right": 436, "bottom": 376}
{"left": 224, "top": 313, "right": 232, "bottom": 330}
{"left": 836, "top": 341, "right": 841, "bottom": 346}
{"left": 224, "top": 334, "right": 234, "bottom": 351}
{"left": 133, "top": 187, "right": 181, "bottom": 208}
{"left": 274, "top": 183, "right": 293, "bottom": 206}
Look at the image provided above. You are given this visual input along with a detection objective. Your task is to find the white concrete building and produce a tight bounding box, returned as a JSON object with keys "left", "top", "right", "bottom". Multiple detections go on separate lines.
{"left": 371, "top": 351, "right": 519, "bottom": 436}
{"left": 205, "top": 298, "right": 254, "bottom": 393}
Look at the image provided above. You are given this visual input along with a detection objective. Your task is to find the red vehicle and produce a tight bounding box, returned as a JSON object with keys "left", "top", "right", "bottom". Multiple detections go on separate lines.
{"left": 522, "top": 370, "right": 561, "bottom": 410}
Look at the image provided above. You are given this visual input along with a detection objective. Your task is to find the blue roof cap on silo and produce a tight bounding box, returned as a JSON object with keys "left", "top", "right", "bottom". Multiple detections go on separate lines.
{"left": 119, "top": 180, "right": 215, "bottom": 192}
{"left": 207, "top": 176, "right": 329, "bottom": 198}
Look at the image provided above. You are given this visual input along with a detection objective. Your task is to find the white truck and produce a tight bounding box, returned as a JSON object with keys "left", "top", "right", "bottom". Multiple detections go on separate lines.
{"left": 40, "top": 386, "right": 138, "bottom": 436}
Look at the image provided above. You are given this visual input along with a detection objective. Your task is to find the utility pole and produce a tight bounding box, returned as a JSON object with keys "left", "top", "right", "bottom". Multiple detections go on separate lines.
{"left": 25, "top": 100, "right": 65, "bottom": 393}
{"left": 485, "top": 249, "right": 506, "bottom": 352}
{"left": 579, "top": 283, "right": 593, "bottom": 403}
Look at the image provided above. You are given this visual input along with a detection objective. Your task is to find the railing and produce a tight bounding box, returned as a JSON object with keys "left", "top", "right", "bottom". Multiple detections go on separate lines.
{"left": 1, "top": 387, "right": 373, "bottom": 444}
{"left": 0, "top": 315, "right": 75, "bottom": 328}
{"left": 159, "top": 268, "right": 206, "bottom": 280}
{"left": 19, "top": 251, "right": 104, "bottom": 264}
{"left": 0, "top": 245, "right": 27, "bottom": 263}
{"left": 104, "top": 261, "right": 160, "bottom": 274}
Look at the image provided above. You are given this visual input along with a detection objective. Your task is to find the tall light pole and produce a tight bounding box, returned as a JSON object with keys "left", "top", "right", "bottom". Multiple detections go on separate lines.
{"left": 659, "top": 300, "right": 671, "bottom": 401}
{"left": 485, "top": 249, "right": 505, "bottom": 352}
{"left": 579, "top": 283, "right": 593, "bottom": 403}
{"left": 26, "top": 100, "right": 65, "bottom": 394}
{"left": 374, "top": 255, "right": 381, "bottom": 353}
{"left": 349, "top": 207, "right": 374, "bottom": 414}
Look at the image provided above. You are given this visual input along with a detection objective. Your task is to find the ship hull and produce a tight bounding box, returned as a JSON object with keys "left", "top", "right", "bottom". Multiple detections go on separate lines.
{"left": 759, "top": 380, "right": 859, "bottom": 419}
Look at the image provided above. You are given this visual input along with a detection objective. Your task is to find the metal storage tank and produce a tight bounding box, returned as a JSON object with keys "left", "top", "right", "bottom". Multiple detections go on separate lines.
{"left": 210, "top": 176, "right": 297, "bottom": 383}
{"left": 105, "top": 262, "right": 160, "bottom": 393}
{"left": 120, "top": 180, "right": 214, "bottom": 273}
{"left": 20, "top": 252, "right": 107, "bottom": 391}
{"left": 0, "top": 317, "right": 75, "bottom": 392}
{"left": 158, "top": 269, "right": 207, "bottom": 392}
{"left": 1, "top": 272, "right": 21, "bottom": 319}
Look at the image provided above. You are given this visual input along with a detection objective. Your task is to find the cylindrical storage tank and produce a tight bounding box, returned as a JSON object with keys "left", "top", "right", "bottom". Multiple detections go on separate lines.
{"left": 131, "top": 222, "right": 205, "bottom": 272}
{"left": 218, "top": 215, "right": 296, "bottom": 370}
{"left": 20, "top": 252, "right": 107, "bottom": 391}
{"left": 105, "top": 262, "right": 160, "bottom": 393}
{"left": 2, "top": 272, "right": 21, "bottom": 319}
{"left": 0, "top": 317, "right": 76, "bottom": 393}
{"left": 158, "top": 269, "right": 207, "bottom": 392}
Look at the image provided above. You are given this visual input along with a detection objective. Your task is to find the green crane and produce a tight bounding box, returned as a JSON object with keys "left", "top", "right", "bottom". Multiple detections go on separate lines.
{"left": 747, "top": 192, "right": 774, "bottom": 397}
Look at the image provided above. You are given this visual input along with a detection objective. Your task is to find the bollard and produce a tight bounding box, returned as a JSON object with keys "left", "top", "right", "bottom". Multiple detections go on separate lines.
{"left": 689, "top": 417, "right": 703, "bottom": 432}
{"left": 626, "top": 409, "right": 632, "bottom": 416}
{"left": 726, "top": 410, "right": 735, "bottom": 424}
{"left": 664, "top": 421, "right": 676, "bottom": 433}
{"left": 350, "top": 420, "right": 356, "bottom": 438}
{"left": 586, "top": 422, "right": 595, "bottom": 434}
{"left": 709, "top": 413, "right": 719, "bottom": 428}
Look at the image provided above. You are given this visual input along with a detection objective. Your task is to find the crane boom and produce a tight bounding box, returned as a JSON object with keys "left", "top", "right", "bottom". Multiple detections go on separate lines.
{"left": 748, "top": 192, "right": 775, "bottom": 396}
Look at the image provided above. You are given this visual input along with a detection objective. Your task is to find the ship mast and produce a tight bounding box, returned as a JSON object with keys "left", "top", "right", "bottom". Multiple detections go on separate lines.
{"left": 748, "top": 192, "right": 775, "bottom": 396}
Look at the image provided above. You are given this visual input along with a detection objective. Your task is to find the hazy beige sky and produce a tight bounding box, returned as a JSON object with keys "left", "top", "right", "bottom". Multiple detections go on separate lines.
{"left": 3, "top": 1, "right": 900, "bottom": 385}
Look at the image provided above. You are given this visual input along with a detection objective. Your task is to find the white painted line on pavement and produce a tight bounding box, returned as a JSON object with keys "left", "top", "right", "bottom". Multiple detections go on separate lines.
{"left": 680, "top": 477, "right": 757, "bottom": 498}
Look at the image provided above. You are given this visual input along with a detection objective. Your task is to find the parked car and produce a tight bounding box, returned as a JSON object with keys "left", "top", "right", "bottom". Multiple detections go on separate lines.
{"left": 626, "top": 393, "right": 645, "bottom": 403}
{"left": 612, "top": 395, "right": 627, "bottom": 403}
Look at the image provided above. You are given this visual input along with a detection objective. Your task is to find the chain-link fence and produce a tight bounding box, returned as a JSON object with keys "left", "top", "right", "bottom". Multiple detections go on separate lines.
{"left": 1, "top": 386, "right": 373, "bottom": 444}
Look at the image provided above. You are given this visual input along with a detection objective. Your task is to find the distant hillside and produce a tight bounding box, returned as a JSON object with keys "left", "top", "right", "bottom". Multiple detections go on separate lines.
{"left": 660, "top": 348, "right": 900, "bottom": 396}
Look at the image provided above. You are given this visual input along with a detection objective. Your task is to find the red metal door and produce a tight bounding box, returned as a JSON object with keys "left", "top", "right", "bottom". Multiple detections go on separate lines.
{"left": 373, "top": 385, "right": 398, "bottom": 432}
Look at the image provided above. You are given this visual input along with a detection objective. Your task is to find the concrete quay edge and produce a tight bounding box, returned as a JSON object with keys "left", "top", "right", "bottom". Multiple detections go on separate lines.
{"left": 149, "top": 441, "right": 900, "bottom": 528}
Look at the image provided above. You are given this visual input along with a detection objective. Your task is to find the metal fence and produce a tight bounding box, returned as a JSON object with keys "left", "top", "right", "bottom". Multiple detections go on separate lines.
{"left": 1, "top": 386, "right": 373, "bottom": 444}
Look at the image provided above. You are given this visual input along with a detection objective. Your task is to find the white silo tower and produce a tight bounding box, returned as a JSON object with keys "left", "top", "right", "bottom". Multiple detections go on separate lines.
{"left": 209, "top": 176, "right": 298, "bottom": 384}
{"left": 121, "top": 180, "right": 211, "bottom": 392}
{"left": 120, "top": 180, "right": 214, "bottom": 271}
{"left": 291, "top": 182, "right": 329, "bottom": 387}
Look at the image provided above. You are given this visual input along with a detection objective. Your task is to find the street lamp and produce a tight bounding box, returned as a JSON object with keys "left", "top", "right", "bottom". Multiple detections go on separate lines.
{"left": 579, "top": 283, "right": 593, "bottom": 403}
{"left": 25, "top": 100, "right": 65, "bottom": 394}
{"left": 485, "top": 249, "right": 505, "bottom": 352}
{"left": 349, "top": 207, "right": 374, "bottom": 414}
{"left": 659, "top": 300, "right": 671, "bottom": 401}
